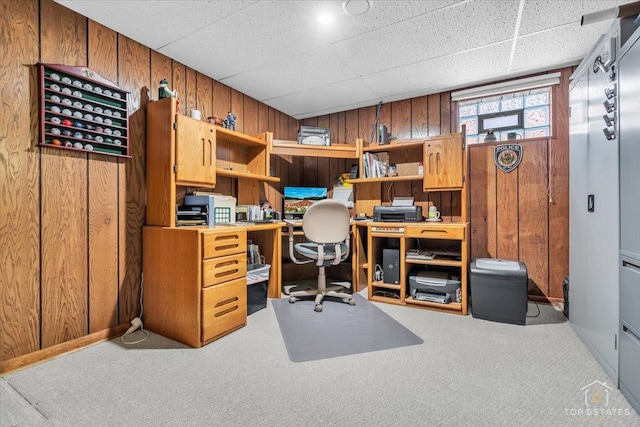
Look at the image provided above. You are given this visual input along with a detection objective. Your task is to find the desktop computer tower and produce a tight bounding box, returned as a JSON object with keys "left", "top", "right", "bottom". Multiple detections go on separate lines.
{"left": 382, "top": 249, "right": 400, "bottom": 284}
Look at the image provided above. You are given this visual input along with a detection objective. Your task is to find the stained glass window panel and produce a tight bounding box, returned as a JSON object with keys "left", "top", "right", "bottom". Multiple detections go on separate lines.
{"left": 524, "top": 106, "right": 549, "bottom": 128}
{"left": 466, "top": 135, "right": 479, "bottom": 145}
{"left": 459, "top": 103, "right": 477, "bottom": 117}
{"left": 524, "top": 127, "right": 549, "bottom": 138}
{"left": 525, "top": 90, "right": 550, "bottom": 108}
{"left": 478, "top": 100, "right": 500, "bottom": 114}
{"left": 459, "top": 118, "right": 478, "bottom": 135}
{"left": 501, "top": 96, "right": 523, "bottom": 111}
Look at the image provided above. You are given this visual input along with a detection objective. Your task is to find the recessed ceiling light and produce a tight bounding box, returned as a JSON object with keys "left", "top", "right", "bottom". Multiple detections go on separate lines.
{"left": 343, "top": 0, "right": 372, "bottom": 16}
{"left": 318, "top": 13, "right": 334, "bottom": 25}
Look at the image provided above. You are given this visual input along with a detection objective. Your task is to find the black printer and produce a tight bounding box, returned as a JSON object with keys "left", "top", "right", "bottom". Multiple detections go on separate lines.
{"left": 373, "top": 206, "right": 422, "bottom": 222}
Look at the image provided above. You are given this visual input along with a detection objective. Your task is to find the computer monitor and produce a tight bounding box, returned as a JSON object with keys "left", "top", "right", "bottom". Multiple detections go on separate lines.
{"left": 283, "top": 186, "right": 327, "bottom": 217}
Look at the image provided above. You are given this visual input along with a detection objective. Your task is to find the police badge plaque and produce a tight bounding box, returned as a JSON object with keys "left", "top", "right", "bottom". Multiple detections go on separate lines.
{"left": 494, "top": 144, "right": 522, "bottom": 173}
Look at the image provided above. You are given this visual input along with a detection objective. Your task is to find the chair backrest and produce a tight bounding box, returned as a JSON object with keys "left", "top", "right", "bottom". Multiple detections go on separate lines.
{"left": 302, "top": 199, "right": 350, "bottom": 244}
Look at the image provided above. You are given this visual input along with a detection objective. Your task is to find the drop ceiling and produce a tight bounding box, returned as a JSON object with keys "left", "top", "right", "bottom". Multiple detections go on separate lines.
{"left": 54, "top": 0, "right": 628, "bottom": 119}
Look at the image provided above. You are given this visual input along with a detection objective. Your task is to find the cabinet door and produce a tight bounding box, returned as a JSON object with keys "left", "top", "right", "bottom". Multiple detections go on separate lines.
{"left": 175, "top": 115, "right": 216, "bottom": 186}
{"left": 423, "top": 134, "right": 463, "bottom": 190}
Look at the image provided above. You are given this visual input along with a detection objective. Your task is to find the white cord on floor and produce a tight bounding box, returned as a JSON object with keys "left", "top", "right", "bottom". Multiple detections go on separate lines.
{"left": 121, "top": 272, "right": 150, "bottom": 345}
{"left": 120, "top": 328, "right": 149, "bottom": 345}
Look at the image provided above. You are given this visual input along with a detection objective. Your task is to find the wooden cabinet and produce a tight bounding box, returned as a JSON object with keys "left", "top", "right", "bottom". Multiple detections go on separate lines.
{"left": 365, "top": 223, "right": 468, "bottom": 315}
{"left": 351, "top": 131, "right": 470, "bottom": 315}
{"left": 146, "top": 97, "right": 279, "bottom": 224}
{"left": 143, "top": 227, "right": 247, "bottom": 347}
{"left": 423, "top": 133, "right": 464, "bottom": 190}
{"left": 175, "top": 114, "right": 216, "bottom": 187}
{"left": 144, "top": 98, "right": 285, "bottom": 346}
{"left": 146, "top": 97, "right": 216, "bottom": 226}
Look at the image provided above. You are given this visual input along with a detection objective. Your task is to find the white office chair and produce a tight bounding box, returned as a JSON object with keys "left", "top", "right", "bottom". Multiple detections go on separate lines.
{"left": 285, "top": 199, "right": 355, "bottom": 312}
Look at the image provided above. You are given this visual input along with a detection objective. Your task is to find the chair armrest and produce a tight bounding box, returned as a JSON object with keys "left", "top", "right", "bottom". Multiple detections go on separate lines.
{"left": 285, "top": 221, "right": 313, "bottom": 265}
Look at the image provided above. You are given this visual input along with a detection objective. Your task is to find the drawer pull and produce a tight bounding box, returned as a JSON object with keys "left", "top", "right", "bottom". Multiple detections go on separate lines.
{"left": 215, "top": 243, "right": 240, "bottom": 252}
{"left": 215, "top": 234, "right": 241, "bottom": 242}
{"left": 216, "top": 259, "right": 240, "bottom": 268}
{"left": 622, "top": 260, "right": 640, "bottom": 272}
{"left": 215, "top": 305, "right": 239, "bottom": 317}
{"left": 422, "top": 229, "right": 448, "bottom": 234}
{"left": 623, "top": 325, "right": 640, "bottom": 344}
{"left": 215, "top": 268, "right": 240, "bottom": 279}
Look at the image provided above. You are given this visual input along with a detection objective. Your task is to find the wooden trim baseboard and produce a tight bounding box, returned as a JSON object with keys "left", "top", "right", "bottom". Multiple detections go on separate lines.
{"left": 0, "top": 324, "right": 128, "bottom": 376}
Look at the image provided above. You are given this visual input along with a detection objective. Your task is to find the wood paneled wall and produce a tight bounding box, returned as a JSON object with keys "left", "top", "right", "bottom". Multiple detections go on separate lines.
{"left": 0, "top": 0, "right": 297, "bottom": 373}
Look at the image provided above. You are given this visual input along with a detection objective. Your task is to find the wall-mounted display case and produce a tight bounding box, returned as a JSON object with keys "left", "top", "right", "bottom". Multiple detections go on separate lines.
{"left": 38, "top": 63, "right": 130, "bottom": 158}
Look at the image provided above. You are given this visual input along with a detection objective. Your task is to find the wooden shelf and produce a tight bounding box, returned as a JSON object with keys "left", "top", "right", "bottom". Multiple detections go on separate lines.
{"left": 215, "top": 168, "right": 280, "bottom": 182}
{"left": 272, "top": 139, "right": 359, "bottom": 159}
{"left": 405, "top": 258, "right": 463, "bottom": 267}
{"left": 405, "top": 297, "right": 463, "bottom": 312}
{"left": 371, "top": 281, "right": 401, "bottom": 290}
{"left": 370, "top": 295, "right": 404, "bottom": 305}
{"left": 216, "top": 126, "right": 267, "bottom": 146}
{"left": 362, "top": 139, "right": 425, "bottom": 152}
{"left": 348, "top": 175, "right": 422, "bottom": 184}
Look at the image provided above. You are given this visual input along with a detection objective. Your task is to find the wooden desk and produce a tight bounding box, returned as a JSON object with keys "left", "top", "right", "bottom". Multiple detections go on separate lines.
{"left": 143, "top": 223, "right": 281, "bottom": 347}
{"left": 358, "top": 220, "right": 469, "bottom": 315}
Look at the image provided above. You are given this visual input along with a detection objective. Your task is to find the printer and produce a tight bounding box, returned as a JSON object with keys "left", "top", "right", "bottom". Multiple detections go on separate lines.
{"left": 408, "top": 270, "right": 461, "bottom": 303}
{"left": 373, "top": 205, "right": 422, "bottom": 222}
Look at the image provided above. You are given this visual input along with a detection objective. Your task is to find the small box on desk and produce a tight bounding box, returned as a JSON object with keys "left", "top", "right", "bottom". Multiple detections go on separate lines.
{"left": 184, "top": 194, "right": 236, "bottom": 225}
{"left": 470, "top": 258, "right": 528, "bottom": 325}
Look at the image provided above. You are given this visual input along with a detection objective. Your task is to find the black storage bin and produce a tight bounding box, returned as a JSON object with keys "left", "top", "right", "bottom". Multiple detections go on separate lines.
{"left": 470, "top": 258, "right": 528, "bottom": 325}
{"left": 247, "top": 264, "right": 270, "bottom": 315}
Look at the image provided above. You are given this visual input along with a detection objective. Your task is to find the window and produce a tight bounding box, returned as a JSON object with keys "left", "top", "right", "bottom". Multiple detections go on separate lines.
{"left": 458, "top": 88, "right": 551, "bottom": 144}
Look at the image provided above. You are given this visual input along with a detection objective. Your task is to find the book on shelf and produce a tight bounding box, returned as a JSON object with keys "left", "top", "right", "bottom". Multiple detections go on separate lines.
{"left": 362, "top": 151, "right": 390, "bottom": 178}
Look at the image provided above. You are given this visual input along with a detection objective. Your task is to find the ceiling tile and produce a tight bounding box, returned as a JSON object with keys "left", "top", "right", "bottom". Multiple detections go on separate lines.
{"left": 511, "top": 20, "right": 612, "bottom": 73}
{"left": 361, "top": 41, "right": 514, "bottom": 101}
{"left": 519, "top": 0, "right": 629, "bottom": 35}
{"left": 265, "top": 79, "right": 378, "bottom": 119}
{"left": 55, "top": 1, "right": 257, "bottom": 49}
{"left": 220, "top": 46, "right": 358, "bottom": 101}
{"left": 333, "top": 1, "right": 520, "bottom": 75}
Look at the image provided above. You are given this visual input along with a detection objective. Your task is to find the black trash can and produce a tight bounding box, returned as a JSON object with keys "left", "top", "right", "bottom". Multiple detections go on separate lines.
{"left": 470, "top": 258, "right": 528, "bottom": 325}
{"left": 247, "top": 264, "right": 270, "bottom": 315}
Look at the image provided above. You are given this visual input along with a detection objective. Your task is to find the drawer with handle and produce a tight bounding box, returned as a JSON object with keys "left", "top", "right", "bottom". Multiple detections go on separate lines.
{"left": 405, "top": 225, "right": 465, "bottom": 240}
{"left": 201, "top": 277, "right": 247, "bottom": 343}
{"left": 202, "top": 230, "right": 246, "bottom": 259}
{"left": 202, "top": 252, "right": 247, "bottom": 287}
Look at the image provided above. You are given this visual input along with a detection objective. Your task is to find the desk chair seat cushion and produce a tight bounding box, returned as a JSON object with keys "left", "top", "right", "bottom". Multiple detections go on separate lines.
{"left": 294, "top": 242, "right": 348, "bottom": 266}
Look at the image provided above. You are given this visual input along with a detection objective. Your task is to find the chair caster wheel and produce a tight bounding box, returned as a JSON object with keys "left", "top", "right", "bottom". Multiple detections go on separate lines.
{"left": 289, "top": 297, "right": 296, "bottom": 304}
{"left": 314, "top": 304, "right": 323, "bottom": 312}
{"left": 349, "top": 299, "right": 356, "bottom": 306}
